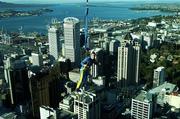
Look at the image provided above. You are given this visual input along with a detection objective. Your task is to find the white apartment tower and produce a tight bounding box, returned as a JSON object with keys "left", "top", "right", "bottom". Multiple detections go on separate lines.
{"left": 48, "top": 27, "right": 60, "bottom": 60}
{"left": 117, "top": 40, "right": 140, "bottom": 88}
{"left": 64, "top": 17, "right": 80, "bottom": 67}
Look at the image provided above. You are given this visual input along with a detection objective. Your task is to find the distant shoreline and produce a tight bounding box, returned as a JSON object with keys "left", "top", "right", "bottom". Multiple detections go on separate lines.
{"left": 130, "top": 3, "right": 180, "bottom": 13}
{"left": 0, "top": 8, "right": 53, "bottom": 19}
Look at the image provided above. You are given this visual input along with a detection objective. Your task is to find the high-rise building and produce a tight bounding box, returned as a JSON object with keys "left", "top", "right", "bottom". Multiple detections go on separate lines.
{"left": 117, "top": 41, "right": 132, "bottom": 88}
{"left": 74, "top": 91, "right": 101, "bottom": 119}
{"left": 117, "top": 39, "right": 140, "bottom": 89}
{"left": 153, "top": 67, "right": 165, "bottom": 88}
{"left": 109, "top": 40, "right": 120, "bottom": 55}
{"left": 90, "top": 48, "right": 104, "bottom": 78}
{"left": 4, "top": 57, "right": 30, "bottom": 106}
{"left": 29, "top": 65, "right": 63, "bottom": 118}
{"left": 131, "top": 91, "right": 153, "bottom": 119}
{"left": 31, "top": 53, "right": 43, "bottom": 66}
{"left": 64, "top": 17, "right": 80, "bottom": 67}
{"left": 48, "top": 26, "right": 60, "bottom": 60}
{"left": 132, "top": 42, "right": 141, "bottom": 85}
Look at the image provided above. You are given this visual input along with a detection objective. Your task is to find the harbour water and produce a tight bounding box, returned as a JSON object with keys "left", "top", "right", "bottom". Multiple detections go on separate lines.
{"left": 0, "top": 2, "right": 174, "bottom": 33}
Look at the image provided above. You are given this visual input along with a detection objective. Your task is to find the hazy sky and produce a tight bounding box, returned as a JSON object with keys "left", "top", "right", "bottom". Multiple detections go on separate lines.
{"left": 0, "top": 0, "right": 178, "bottom": 4}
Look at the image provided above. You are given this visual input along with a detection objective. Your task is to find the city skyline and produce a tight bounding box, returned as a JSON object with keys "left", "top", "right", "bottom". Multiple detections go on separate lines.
{"left": 0, "top": 0, "right": 180, "bottom": 118}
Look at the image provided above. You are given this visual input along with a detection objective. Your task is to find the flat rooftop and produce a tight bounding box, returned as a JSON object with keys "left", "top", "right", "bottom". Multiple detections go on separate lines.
{"left": 149, "top": 82, "right": 176, "bottom": 95}
{"left": 135, "top": 90, "right": 148, "bottom": 102}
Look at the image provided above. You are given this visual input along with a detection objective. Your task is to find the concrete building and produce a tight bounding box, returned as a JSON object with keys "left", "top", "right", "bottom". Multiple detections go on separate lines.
{"left": 132, "top": 42, "right": 141, "bottom": 85}
{"left": 109, "top": 39, "right": 120, "bottom": 55}
{"left": 147, "top": 21, "right": 157, "bottom": 27}
{"left": 74, "top": 90, "right": 100, "bottom": 119}
{"left": 141, "top": 32, "right": 158, "bottom": 49}
{"left": 117, "top": 41, "right": 132, "bottom": 88}
{"left": 117, "top": 40, "right": 140, "bottom": 89}
{"left": 40, "top": 106, "right": 77, "bottom": 119}
{"left": 149, "top": 82, "right": 177, "bottom": 106}
{"left": 48, "top": 26, "right": 60, "bottom": 60}
{"left": 40, "top": 106, "right": 57, "bottom": 119}
{"left": 4, "top": 57, "right": 30, "bottom": 106}
{"left": 131, "top": 91, "right": 153, "bottom": 119}
{"left": 90, "top": 48, "right": 104, "bottom": 78}
{"left": 31, "top": 53, "right": 43, "bottom": 66}
{"left": 59, "top": 95, "right": 74, "bottom": 112}
{"left": 153, "top": 67, "right": 165, "bottom": 88}
{"left": 102, "top": 40, "right": 109, "bottom": 52}
{"left": 64, "top": 17, "right": 80, "bottom": 67}
{"left": 164, "top": 94, "right": 180, "bottom": 109}
{"left": 29, "top": 67, "right": 63, "bottom": 118}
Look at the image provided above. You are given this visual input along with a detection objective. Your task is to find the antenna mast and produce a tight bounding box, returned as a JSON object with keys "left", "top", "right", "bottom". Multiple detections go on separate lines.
{"left": 84, "top": 0, "right": 89, "bottom": 48}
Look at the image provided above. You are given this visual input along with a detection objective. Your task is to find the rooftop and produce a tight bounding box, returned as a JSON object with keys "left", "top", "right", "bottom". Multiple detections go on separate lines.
{"left": 135, "top": 90, "right": 150, "bottom": 102}
{"left": 64, "top": 17, "right": 79, "bottom": 24}
{"left": 155, "top": 66, "right": 165, "bottom": 72}
{"left": 48, "top": 26, "right": 58, "bottom": 32}
{"left": 73, "top": 89, "right": 97, "bottom": 104}
{"left": 149, "top": 82, "right": 176, "bottom": 95}
{"left": 0, "top": 112, "right": 20, "bottom": 119}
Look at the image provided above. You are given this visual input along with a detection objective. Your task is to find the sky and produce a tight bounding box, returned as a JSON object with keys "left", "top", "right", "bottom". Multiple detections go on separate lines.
{"left": 0, "top": 0, "right": 179, "bottom": 4}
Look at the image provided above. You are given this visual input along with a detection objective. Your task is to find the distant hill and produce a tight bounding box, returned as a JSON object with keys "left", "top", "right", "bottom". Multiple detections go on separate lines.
{"left": 0, "top": 1, "right": 51, "bottom": 8}
{"left": 0, "top": 1, "right": 15, "bottom": 7}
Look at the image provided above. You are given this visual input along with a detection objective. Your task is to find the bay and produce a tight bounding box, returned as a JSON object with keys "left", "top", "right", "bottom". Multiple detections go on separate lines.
{"left": 0, "top": 2, "right": 174, "bottom": 33}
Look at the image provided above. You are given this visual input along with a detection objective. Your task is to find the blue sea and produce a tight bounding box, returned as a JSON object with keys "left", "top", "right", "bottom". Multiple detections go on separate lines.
{"left": 0, "top": 2, "right": 175, "bottom": 34}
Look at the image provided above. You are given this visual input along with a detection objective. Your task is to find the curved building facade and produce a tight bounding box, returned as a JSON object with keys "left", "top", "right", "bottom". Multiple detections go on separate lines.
{"left": 64, "top": 17, "right": 80, "bottom": 67}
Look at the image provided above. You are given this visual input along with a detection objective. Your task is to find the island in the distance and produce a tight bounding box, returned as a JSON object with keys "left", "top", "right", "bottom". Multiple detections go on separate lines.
{"left": 0, "top": 8, "right": 53, "bottom": 19}
{"left": 0, "top": 1, "right": 53, "bottom": 19}
{"left": 130, "top": 3, "right": 180, "bottom": 13}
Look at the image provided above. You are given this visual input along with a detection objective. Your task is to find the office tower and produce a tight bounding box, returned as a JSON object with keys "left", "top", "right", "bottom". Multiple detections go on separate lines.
{"left": 117, "top": 39, "right": 140, "bottom": 88}
{"left": 131, "top": 91, "right": 153, "bottom": 119}
{"left": 74, "top": 91, "right": 100, "bottom": 119}
{"left": 4, "top": 58, "right": 30, "bottom": 105}
{"left": 64, "top": 17, "right": 80, "bottom": 67}
{"left": 48, "top": 26, "right": 60, "bottom": 60}
{"left": 58, "top": 57, "right": 71, "bottom": 79}
{"left": 29, "top": 65, "right": 63, "bottom": 118}
{"left": 109, "top": 40, "right": 120, "bottom": 55}
{"left": 90, "top": 48, "right": 104, "bottom": 78}
{"left": 132, "top": 42, "right": 141, "bottom": 85}
{"left": 31, "top": 53, "right": 43, "bottom": 66}
{"left": 117, "top": 41, "right": 132, "bottom": 88}
{"left": 153, "top": 67, "right": 165, "bottom": 88}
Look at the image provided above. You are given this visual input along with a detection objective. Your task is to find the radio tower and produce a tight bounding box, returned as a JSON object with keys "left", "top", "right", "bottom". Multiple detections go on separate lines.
{"left": 84, "top": 0, "right": 89, "bottom": 49}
